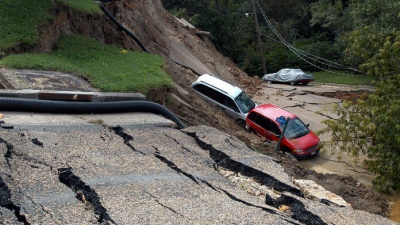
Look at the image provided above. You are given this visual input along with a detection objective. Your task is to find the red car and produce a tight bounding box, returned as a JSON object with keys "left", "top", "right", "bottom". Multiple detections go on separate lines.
{"left": 246, "top": 103, "right": 320, "bottom": 158}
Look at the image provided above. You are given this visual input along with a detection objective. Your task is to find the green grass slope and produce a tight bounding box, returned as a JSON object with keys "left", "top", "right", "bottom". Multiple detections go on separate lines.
{"left": 0, "top": 0, "right": 172, "bottom": 93}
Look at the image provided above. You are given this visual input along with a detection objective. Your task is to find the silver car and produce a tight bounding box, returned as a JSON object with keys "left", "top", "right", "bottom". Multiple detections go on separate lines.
{"left": 262, "top": 68, "right": 314, "bottom": 85}
{"left": 191, "top": 74, "right": 256, "bottom": 127}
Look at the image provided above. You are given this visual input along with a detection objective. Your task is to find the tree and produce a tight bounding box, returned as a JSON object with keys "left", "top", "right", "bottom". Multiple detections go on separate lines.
{"left": 314, "top": 0, "right": 400, "bottom": 193}
{"left": 162, "top": 0, "right": 333, "bottom": 76}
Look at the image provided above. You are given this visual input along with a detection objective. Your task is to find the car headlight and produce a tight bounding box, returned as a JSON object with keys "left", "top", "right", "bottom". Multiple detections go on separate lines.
{"left": 293, "top": 149, "right": 303, "bottom": 153}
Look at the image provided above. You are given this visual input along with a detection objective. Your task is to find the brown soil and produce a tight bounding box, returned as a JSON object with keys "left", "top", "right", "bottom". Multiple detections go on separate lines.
{"left": 258, "top": 143, "right": 389, "bottom": 216}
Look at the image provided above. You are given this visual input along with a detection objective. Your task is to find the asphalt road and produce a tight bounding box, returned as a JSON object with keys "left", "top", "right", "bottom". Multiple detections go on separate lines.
{"left": 0, "top": 111, "right": 396, "bottom": 224}
{"left": 0, "top": 69, "right": 395, "bottom": 224}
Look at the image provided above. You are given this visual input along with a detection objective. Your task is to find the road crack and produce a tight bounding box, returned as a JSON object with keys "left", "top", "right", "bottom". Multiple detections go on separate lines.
{"left": 146, "top": 192, "right": 184, "bottom": 217}
{"left": 58, "top": 167, "right": 116, "bottom": 224}
{"left": 110, "top": 126, "right": 145, "bottom": 155}
{"left": 0, "top": 176, "right": 29, "bottom": 225}
{"left": 165, "top": 134, "right": 199, "bottom": 155}
{"left": 185, "top": 129, "right": 328, "bottom": 224}
{"left": 21, "top": 191, "right": 57, "bottom": 224}
{"left": 152, "top": 146, "right": 200, "bottom": 185}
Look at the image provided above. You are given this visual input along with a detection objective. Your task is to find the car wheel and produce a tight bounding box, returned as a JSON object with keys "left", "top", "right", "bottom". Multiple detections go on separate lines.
{"left": 267, "top": 80, "right": 272, "bottom": 84}
{"left": 236, "top": 120, "right": 246, "bottom": 128}
{"left": 290, "top": 81, "right": 297, "bottom": 86}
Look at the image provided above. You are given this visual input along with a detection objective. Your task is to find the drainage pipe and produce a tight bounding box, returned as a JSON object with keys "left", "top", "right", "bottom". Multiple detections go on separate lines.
{"left": 100, "top": 5, "right": 149, "bottom": 54}
{"left": 0, "top": 97, "right": 185, "bottom": 129}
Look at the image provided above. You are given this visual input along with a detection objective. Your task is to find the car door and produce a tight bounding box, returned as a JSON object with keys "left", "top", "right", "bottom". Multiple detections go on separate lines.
{"left": 221, "top": 96, "right": 242, "bottom": 120}
{"left": 192, "top": 84, "right": 223, "bottom": 108}
{"left": 266, "top": 119, "right": 281, "bottom": 141}
{"left": 192, "top": 84, "right": 241, "bottom": 119}
{"left": 248, "top": 112, "right": 281, "bottom": 141}
{"left": 259, "top": 116, "right": 281, "bottom": 142}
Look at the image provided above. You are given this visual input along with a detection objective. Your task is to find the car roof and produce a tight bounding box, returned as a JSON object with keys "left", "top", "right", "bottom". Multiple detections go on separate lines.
{"left": 251, "top": 103, "right": 297, "bottom": 120}
{"left": 192, "top": 74, "right": 242, "bottom": 98}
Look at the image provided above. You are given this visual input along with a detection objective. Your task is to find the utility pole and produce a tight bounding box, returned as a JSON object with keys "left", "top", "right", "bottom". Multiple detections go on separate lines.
{"left": 251, "top": 0, "right": 267, "bottom": 75}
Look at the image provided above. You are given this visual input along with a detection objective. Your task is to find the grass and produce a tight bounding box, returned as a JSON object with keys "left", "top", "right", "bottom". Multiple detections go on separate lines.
{"left": 311, "top": 70, "right": 375, "bottom": 86}
{"left": 0, "top": 0, "right": 54, "bottom": 51}
{"left": 0, "top": 1, "right": 170, "bottom": 93}
{"left": 0, "top": 35, "right": 173, "bottom": 93}
{"left": 0, "top": 0, "right": 101, "bottom": 52}
{"left": 59, "top": 0, "right": 102, "bottom": 13}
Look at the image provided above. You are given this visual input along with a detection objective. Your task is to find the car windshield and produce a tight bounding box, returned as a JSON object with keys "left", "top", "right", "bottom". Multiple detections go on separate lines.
{"left": 234, "top": 91, "right": 255, "bottom": 113}
{"left": 279, "top": 118, "right": 310, "bottom": 139}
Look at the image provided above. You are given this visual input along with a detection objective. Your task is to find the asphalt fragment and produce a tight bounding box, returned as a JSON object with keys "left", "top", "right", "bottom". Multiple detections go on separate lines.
{"left": 31, "top": 138, "right": 43, "bottom": 147}
{"left": 185, "top": 130, "right": 328, "bottom": 225}
{"left": 267, "top": 194, "right": 327, "bottom": 225}
{"left": 188, "top": 132, "right": 302, "bottom": 196}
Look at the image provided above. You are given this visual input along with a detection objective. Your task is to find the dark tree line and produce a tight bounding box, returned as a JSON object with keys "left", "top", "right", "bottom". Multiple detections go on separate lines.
{"left": 162, "top": 0, "right": 342, "bottom": 76}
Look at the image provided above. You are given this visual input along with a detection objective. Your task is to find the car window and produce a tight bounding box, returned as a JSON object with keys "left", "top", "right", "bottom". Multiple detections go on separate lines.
{"left": 248, "top": 112, "right": 266, "bottom": 129}
{"left": 269, "top": 121, "right": 281, "bottom": 135}
{"left": 234, "top": 91, "right": 255, "bottom": 113}
{"left": 279, "top": 118, "right": 309, "bottom": 139}
{"left": 247, "top": 112, "right": 258, "bottom": 122}
{"left": 223, "top": 97, "right": 239, "bottom": 112}
{"left": 248, "top": 112, "right": 281, "bottom": 135}
{"left": 192, "top": 84, "right": 225, "bottom": 104}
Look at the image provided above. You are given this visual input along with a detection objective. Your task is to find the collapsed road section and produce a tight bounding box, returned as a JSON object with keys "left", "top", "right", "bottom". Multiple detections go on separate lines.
{"left": 0, "top": 112, "right": 396, "bottom": 224}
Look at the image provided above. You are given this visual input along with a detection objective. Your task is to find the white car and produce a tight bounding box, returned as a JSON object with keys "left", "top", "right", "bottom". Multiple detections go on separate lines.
{"left": 191, "top": 74, "right": 256, "bottom": 127}
{"left": 262, "top": 68, "right": 314, "bottom": 85}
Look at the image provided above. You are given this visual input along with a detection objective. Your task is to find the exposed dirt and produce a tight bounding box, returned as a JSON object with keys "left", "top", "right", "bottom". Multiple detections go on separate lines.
{"left": 255, "top": 141, "right": 389, "bottom": 216}
{"left": 10, "top": 0, "right": 390, "bottom": 218}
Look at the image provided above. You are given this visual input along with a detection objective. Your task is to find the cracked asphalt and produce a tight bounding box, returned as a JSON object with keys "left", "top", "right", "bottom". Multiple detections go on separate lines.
{"left": 0, "top": 111, "right": 395, "bottom": 224}
{"left": 253, "top": 82, "right": 377, "bottom": 186}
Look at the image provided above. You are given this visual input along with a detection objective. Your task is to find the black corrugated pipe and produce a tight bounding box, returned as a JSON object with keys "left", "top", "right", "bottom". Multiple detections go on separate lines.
{"left": 0, "top": 97, "right": 185, "bottom": 129}
{"left": 100, "top": 5, "right": 149, "bottom": 54}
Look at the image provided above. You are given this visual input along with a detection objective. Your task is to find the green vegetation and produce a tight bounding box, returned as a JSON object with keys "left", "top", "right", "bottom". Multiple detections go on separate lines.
{"left": 0, "top": 0, "right": 54, "bottom": 51}
{"left": 0, "top": 35, "right": 172, "bottom": 93}
{"left": 311, "top": 71, "right": 374, "bottom": 86}
{"left": 88, "top": 118, "right": 108, "bottom": 127}
{"left": 59, "top": 0, "right": 102, "bottom": 13}
{"left": 0, "top": 0, "right": 171, "bottom": 93}
{"left": 0, "top": 0, "right": 100, "bottom": 52}
{"left": 162, "top": 0, "right": 347, "bottom": 77}
{"left": 313, "top": 1, "right": 400, "bottom": 193}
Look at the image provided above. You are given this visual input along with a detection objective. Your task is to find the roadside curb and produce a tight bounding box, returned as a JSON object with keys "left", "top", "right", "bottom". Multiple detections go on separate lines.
{"left": 0, "top": 89, "right": 146, "bottom": 102}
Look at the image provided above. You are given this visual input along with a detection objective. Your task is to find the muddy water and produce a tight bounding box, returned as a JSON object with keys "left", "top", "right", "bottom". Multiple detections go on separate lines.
{"left": 301, "top": 154, "right": 400, "bottom": 222}
{"left": 254, "top": 83, "right": 398, "bottom": 221}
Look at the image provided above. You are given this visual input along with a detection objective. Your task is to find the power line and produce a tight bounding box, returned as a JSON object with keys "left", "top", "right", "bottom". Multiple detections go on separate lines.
{"left": 254, "top": 0, "right": 365, "bottom": 76}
